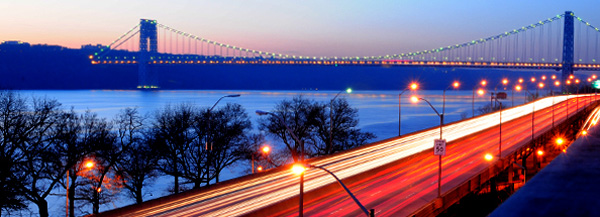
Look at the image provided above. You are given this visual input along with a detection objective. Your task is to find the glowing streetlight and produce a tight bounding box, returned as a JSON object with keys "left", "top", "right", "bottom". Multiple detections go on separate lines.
{"left": 551, "top": 75, "right": 557, "bottom": 80}
{"left": 555, "top": 81, "right": 560, "bottom": 86}
{"left": 515, "top": 85, "right": 522, "bottom": 91}
{"left": 538, "top": 82, "right": 545, "bottom": 89}
{"left": 569, "top": 74, "right": 575, "bottom": 80}
{"left": 256, "top": 110, "right": 305, "bottom": 216}
{"left": 531, "top": 77, "right": 536, "bottom": 82}
{"left": 593, "top": 75, "right": 597, "bottom": 79}
{"left": 399, "top": 82, "right": 419, "bottom": 136}
{"left": 518, "top": 78, "right": 524, "bottom": 83}
{"left": 481, "top": 80, "right": 487, "bottom": 86}
{"left": 67, "top": 160, "right": 95, "bottom": 217}
{"left": 484, "top": 153, "right": 494, "bottom": 161}
{"left": 541, "top": 75, "right": 547, "bottom": 80}
{"left": 329, "top": 88, "right": 352, "bottom": 153}
{"left": 537, "top": 150, "right": 544, "bottom": 156}
{"left": 411, "top": 96, "right": 444, "bottom": 197}
{"left": 262, "top": 146, "right": 270, "bottom": 154}
{"left": 472, "top": 80, "right": 485, "bottom": 117}
{"left": 582, "top": 130, "right": 588, "bottom": 135}
{"left": 556, "top": 138, "right": 564, "bottom": 146}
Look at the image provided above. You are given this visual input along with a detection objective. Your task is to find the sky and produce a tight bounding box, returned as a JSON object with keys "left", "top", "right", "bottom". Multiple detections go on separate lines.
{"left": 1, "top": 0, "right": 600, "bottom": 57}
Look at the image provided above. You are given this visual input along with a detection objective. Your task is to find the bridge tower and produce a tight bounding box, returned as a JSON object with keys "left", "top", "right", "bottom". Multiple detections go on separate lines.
{"left": 561, "top": 11, "right": 574, "bottom": 90}
{"left": 138, "top": 19, "right": 158, "bottom": 89}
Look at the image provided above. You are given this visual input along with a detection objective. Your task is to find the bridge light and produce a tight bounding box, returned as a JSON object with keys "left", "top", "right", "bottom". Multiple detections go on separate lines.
{"left": 484, "top": 153, "right": 494, "bottom": 161}
{"left": 292, "top": 164, "right": 306, "bottom": 175}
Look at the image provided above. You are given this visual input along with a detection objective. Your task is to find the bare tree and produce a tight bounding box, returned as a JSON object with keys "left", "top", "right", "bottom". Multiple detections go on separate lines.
{"left": 115, "top": 108, "right": 159, "bottom": 204}
{"left": 150, "top": 104, "right": 196, "bottom": 194}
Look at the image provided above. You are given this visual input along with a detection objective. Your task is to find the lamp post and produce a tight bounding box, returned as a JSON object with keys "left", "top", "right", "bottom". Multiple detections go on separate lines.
{"left": 399, "top": 83, "right": 418, "bottom": 136}
{"left": 553, "top": 81, "right": 561, "bottom": 128}
{"left": 329, "top": 88, "right": 352, "bottom": 154}
{"left": 410, "top": 96, "right": 444, "bottom": 197}
{"left": 442, "top": 81, "right": 460, "bottom": 124}
{"left": 472, "top": 80, "right": 487, "bottom": 118}
{"left": 292, "top": 164, "right": 374, "bottom": 217}
{"left": 256, "top": 110, "right": 305, "bottom": 217}
{"left": 491, "top": 96, "right": 503, "bottom": 158}
{"left": 252, "top": 145, "right": 271, "bottom": 174}
{"left": 66, "top": 160, "right": 94, "bottom": 217}
{"left": 205, "top": 94, "right": 240, "bottom": 185}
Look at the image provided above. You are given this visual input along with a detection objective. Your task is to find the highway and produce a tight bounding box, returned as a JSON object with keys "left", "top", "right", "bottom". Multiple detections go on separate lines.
{"left": 98, "top": 94, "right": 598, "bottom": 217}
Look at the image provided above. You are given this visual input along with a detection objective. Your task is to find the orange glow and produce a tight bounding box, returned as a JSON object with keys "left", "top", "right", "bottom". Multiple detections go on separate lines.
{"left": 551, "top": 75, "right": 556, "bottom": 79}
{"left": 518, "top": 78, "right": 524, "bottom": 83}
{"left": 477, "top": 89, "right": 485, "bottom": 96}
{"left": 502, "top": 79, "right": 508, "bottom": 85}
{"left": 566, "top": 80, "right": 572, "bottom": 85}
{"left": 537, "top": 150, "right": 544, "bottom": 156}
{"left": 85, "top": 161, "right": 94, "bottom": 169}
{"left": 484, "top": 154, "right": 494, "bottom": 161}
{"left": 453, "top": 81, "right": 460, "bottom": 88}
{"left": 410, "top": 83, "right": 418, "bottom": 90}
{"left": 562, "top": 149, "right": 567, "bottom": 153}
{"left": 292, "top": 164, "right": 306, "bottom": 175}
{"left": 515, "top": 85, "right": 522, "bottom": 91}
{"left": 541, "top": 75, "right": 546, "bottom": 80}
{"left": 593, "top": 120, "right": 598, "bottom": 125}
{"left": 556, "top": 138, "right": 564, "bottom": 145}
{"left": 575, "top": 79, "right": 580, "bottom": 84}
{"left": 410, "top": 96, "right": 419, "bottom": 103}
{"left": 262, "top": 146, "right": 271, "bottom": 154}
{"left": 257, "top": 166, "right": 263, "bottom": 172}
{"left": 538, "top": 83, "right": 545, "bottom": 88}
{"left": 593, "top": 75, "right": 597, "bottom": 79}
{"left": 588, "top": 78, "right": 592, "bottom": 82}
{"left": 531, "top": 77, "right": 536, "bottom": 82}
{"left": 554, "top": 81, "right": 560, "bottom": 86}
{"left": 97, "top": 187, "right": 102, "bottom": 193}
{"left": 569, "top": 74, "right": 574, "bottom": 79}
{"left": 480, "top": 80, "right": 487, "bottom": 86}
{"left": 582, "top": 130, "right": 588, "bottom": 135}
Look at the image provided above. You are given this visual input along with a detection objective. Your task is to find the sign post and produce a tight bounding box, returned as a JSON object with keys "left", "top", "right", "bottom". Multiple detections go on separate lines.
{"left": 434, "top": 139, "right": 446, "bottom": 156}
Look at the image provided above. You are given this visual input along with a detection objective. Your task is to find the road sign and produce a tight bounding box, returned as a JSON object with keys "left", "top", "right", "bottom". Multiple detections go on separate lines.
{"left": 434, "top": 139, "right": 446, "bottom": 156}
{"left": 496, "top": 92, "right": 507, "bottom": 99}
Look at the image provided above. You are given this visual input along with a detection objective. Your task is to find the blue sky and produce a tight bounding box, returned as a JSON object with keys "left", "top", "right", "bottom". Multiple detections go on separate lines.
{"left": 1, "top": 0, "right": 599, "bottom": 57}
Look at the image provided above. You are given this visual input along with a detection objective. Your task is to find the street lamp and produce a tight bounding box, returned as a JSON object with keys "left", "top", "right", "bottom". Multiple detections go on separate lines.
{"left": 442, "top": 81, "right": 460, "bottom": 124}
{"left": 410, "top": 95, "right": 444, "bottom": 197}
{"left": 252, "top": 145, "right": 271, "bottom": 174}
{"left": 205, "top": 94, "right": 241, "bottom": 186}
{"left": 399, "top": 82, "right": 418, "bottom": 136}
{"left": 291, "top": 164, "right": 374, "bottom": 217}
{"left": 66, "top": 160, "right": 95, "bottom": 217}
{"left": 329, "top": 88, "right": 352, "bottom": 154}
{"left": 256, "top": 110, "right": 306, "bottom": 217}
{"left": 472, "top": 80, "right": 487, "bottom": 117}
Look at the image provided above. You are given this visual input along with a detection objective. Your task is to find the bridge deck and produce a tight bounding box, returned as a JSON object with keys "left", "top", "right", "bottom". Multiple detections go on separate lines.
{"left": 489, "top": 115, "right": 600, "bottom": 217}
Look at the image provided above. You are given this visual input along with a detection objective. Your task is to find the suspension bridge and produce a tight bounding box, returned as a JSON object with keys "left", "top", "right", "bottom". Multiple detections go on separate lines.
{"left": 90, "top": 11, "right": 600, "bottom": 89}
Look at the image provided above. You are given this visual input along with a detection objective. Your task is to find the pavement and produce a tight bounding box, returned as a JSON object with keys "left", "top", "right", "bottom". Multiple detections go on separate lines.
{"left": 489, "top": 121, "right": 600, "bottom": 217}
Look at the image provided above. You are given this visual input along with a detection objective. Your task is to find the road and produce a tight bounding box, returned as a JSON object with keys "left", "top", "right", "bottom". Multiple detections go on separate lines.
{"left": 97, "top": 94, "right": 598, "bottom": 217}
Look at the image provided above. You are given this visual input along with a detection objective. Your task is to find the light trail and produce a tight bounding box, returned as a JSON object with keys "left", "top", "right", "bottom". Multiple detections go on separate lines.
{"left": 97, "top": 94, "right": 598, "bottom": 217}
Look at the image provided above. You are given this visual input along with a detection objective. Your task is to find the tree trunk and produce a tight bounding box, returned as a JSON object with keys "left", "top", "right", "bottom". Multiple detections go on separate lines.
{"left": 135, "top": 183, "right": 143, "bottom": 204}
{"left": 174, "top": 175, "right": 179, "bottom": 194}
{"left": 69, "top": 178, "right": 76, "bottom": 217}
{"left": 35, "top": 199, "right": 49, "bottom": 217}
{"left": 93, "top": 190, "right": 100, "bottom": 214}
